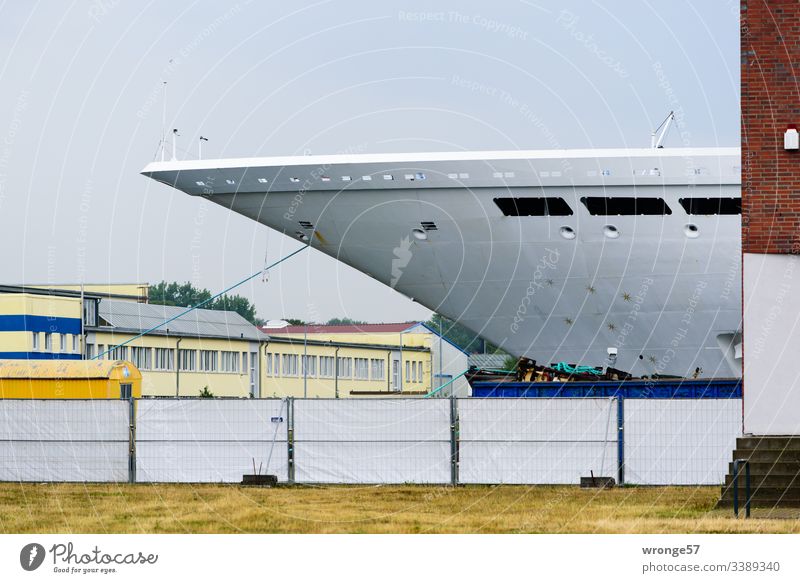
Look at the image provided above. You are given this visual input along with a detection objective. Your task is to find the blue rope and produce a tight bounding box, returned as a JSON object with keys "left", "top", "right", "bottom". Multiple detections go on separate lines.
{"left": 93, "top": 244, "right": 309, "bottom": 360}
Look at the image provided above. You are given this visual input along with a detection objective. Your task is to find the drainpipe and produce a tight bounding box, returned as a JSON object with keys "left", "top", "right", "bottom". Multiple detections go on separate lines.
{"left": 334, "top": 346, "right": 340, "bottom": 399}
{"left": 175, "top": 338, "right": 182, "bottom": 397}
{"left": 399, "top": 332, "right": 404, "bottom": 392}
{"left": 387, "top": 350, "right": 391, "bottom": 392}
{"left": 303, "top": 324, "right": 308, "bottom": 398}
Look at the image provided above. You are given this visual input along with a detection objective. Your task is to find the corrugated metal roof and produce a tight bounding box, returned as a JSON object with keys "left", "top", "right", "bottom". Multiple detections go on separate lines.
{"left": 97, "top": 300, "right": 266, "bottom": 341}
{"left": 469, "top": 354, "right": 510, "bottom": 370}
{"left": 264, "top": 322, "right": 419, "bottom": 334}
{"left": 0, "top": 359, "right": 139, "bottom": 379}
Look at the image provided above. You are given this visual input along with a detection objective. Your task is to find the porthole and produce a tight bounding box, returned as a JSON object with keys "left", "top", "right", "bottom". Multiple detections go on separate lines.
{"left": 412, "top": 228, "right": 427, "bottom": 241}
{"left": 603, "top": 225, "right": 620, "bottom": 239}
{"left": 684, "top": 223, "right": 700, "bottom": 238}
{"left": 560, "top": 226, "right": 576, "bottom": 240}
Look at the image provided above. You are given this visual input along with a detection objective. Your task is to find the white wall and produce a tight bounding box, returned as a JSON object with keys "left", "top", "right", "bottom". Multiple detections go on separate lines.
{"left": 743, "top": 253, "right": 800, "bottom": 434}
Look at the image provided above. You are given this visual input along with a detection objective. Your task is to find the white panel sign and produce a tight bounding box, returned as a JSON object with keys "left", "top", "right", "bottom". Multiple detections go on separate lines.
{"left": 743, "top": 253, "right": 800, "bottom": 434}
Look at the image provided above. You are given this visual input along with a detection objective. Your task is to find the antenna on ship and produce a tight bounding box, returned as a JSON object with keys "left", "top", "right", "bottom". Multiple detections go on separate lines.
{"left": 650, "top": 111, "right": 675, "bottom": 148}
{"left": 199, "top": 136, "right": 208, "bottom": 159}
{"left": 160, "top": 81, "right": 167, "bottom": 161}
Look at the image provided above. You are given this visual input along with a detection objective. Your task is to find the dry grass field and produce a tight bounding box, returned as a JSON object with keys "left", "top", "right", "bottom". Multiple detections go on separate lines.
{"left": 2, "top": 483, "right": 800, "bottom": 534}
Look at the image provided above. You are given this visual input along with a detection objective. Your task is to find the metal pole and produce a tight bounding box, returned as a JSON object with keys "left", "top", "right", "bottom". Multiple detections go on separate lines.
{"left": 733, "top": 459, "right": 740, "bottom": 518}
{"left": 334, "top": 346, "right": 340, "bottom": 399}
{"left": 745, "top": 461, "right": 751, "bottom": 518}
{"left": 175, "top": 338, "right": 182, "bottom": 397}
{"left": 617, "top": 397, "right": 625, "bottom": 486}
{"left": 450, "top": 396, "right": 458, "bottom": 486}
{"left": 287, "top": 397, "right": 295, "bottom": 483}
{"left": 128, "top": 397, "right": 136, "bottom": 484}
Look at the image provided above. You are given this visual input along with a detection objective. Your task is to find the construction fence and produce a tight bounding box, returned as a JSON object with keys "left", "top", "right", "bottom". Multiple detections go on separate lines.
{"left": 0, "top": 397, "right": 742, "bottom": 486}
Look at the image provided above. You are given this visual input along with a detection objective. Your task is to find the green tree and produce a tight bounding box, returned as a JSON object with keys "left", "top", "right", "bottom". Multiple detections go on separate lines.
{"left": 425, "top": 313, "right": 507, "bottom": 355}
{"left": 325, "top": 317, "right": 367, "bottom": 326}
{"left": 149, "top": 281, "right": 262, "bottom": 325}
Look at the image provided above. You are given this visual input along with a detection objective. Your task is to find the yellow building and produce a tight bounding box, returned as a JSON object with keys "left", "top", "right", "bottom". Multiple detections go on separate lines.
{"left": 87, "top": 299, "right": 264, "bottom": 398}
{"left": 0, "top": 359, "right": 141, "bottom": 399}
{"left": 262, "top": 322, "right": 470, "bottom": 397}
{"left": 0, "top": 290, "right": 84, "bottom": 360}
{"left": 262, "top": 335, "right": 431, "bottom": 398}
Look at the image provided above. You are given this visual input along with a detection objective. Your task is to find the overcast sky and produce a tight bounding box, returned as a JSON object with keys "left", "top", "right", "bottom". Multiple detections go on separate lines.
{"left": 0, "top": 0, "right": 739, "bottom": 324}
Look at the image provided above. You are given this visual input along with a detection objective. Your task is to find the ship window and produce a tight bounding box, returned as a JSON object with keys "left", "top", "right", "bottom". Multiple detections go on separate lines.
{"left": 321, "top": 176, "right": 331, "bottom": 182}
{"left": 580, "top": 197, "right": 672, "bottom": 216}
{"left": 383, "top": 174, "right": 393, "bottom": 181}
{"left": 678, "top": 197, "right": 741, "bottom": 215}
{"left": 290, "top": 177, "right": 300, "bottom": 183}
{"left": 362, "top": 175, "right": 372, "bottom": 181}
{"left": 458, "top": 173, "right": 469, "bottom": 179}
{"left": 257, "top": 178, "right": 268, "bottom": 183}
{"left": 493, "top": 197, "right": 573, "bottom": 217}
{"left": 225, "top": 179, "right": 235, "bottom": 185}
{"left": 447, "top": 173, "right": 458, "bottom": 179}
{"left": 341, "top": 176, "right": 351, "bottom": 181}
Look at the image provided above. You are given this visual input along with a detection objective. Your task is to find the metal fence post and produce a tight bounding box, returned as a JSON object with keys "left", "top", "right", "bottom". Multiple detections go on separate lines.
{"left": 128, "top": 397, "right": 136, "bottom": 484}
{"left": 617, "top": 397, "right": 624, "bottom": 486}
{"left": 287, "top": 397, "right": 295, "bottom": 484}
{"left": 450, "top": 396, "right": 458, "bottom": 486}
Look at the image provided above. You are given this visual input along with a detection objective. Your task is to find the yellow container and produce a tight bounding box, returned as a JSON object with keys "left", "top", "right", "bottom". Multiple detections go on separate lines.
{"left": 0, "top": 359, "right": 142, "bottom": 399}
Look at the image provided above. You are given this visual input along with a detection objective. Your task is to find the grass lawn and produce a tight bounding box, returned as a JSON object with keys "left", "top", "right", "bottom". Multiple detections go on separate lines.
{"left": 1, "top": 483, "right": 798, "bottom": 534}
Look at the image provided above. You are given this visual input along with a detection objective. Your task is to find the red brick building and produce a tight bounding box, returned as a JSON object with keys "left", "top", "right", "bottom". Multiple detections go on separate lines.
{"left": 742, "top": 0, "right": 800, "bottom": 433}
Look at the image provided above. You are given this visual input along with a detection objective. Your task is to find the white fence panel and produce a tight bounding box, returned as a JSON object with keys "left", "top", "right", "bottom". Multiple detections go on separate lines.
{"left": 135, "top": 399, "right": 288, "bottom": 482}
{"left": 293, "top": 399, "right": 451, "bottom": 483}
{"left": 0, "top": 400, "right": 129, "bottom": 482}
{"left": 458, "top": 398, "right": 618, "bottom": 484}
{"left": 625, "top": 399, "right": 741, "bottom": 485}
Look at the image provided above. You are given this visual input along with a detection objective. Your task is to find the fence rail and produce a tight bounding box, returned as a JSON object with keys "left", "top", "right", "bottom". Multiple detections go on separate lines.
{"left": 0, "top": 397, "right": 742, "bottom": 485}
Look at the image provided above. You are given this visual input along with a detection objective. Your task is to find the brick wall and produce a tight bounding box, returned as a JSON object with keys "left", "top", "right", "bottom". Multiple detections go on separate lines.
{"left": 742, "top": 0, "right": 800, "bottom": 254}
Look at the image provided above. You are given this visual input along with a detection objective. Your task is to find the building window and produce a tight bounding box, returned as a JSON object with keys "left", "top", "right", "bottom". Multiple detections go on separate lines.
{"left": 155, "top": 348, "right": 175, "bottom": 371}
{"left": 32, "top": 332, "right": 40, "bottom": 351}
{"left": 319, "top": 356, "right": 334, "bottom": 378}
{"left": 337, "top": 357, "right": 352, "bottom": 378}
{"left": 266, "top": 353, "right": 273, "bottom": 376}
{"left": 72, "top": 335, "right": 79, "bottom": 353}
{"left": 109, "top": 345, "right": 129, "bottom": 361}
{"left": 59, "top": 334, "right": 66, "bottom": 352}
{"left": 221, "top": 351, "right": 239, "bottom": 373}
{"left": 405, "top": 361, "right": 410, "bottom": 383}
{"left": 44, "top": 333, "right": 52, "bottom": 352}
{"left": 178, "top": 349, "right": 196, "bottom": 372}
{"left": 241, "top": 352, "right": 247, "bottom": 374}
{"left": 86, "top": 343, "right": 95, "bottom": 359}
{"left": 354, "top": 358, "right": 369, "bottom": 380}
{"left": 199, "top": 350, "right": 217, "bottom": 372}
{"left": 302, "top": 355, "right": 316, "bottom": 377}
{"left": 96, "top": 344, "right": 104, "bottom": 359}
{"left": 282, "top": 353, "right": 298, "bottom": 376}
{"left": 370, "top": 358, "right": 385, "bottom": 380}
{"left": 131, "top": 347, "right": 152, "bottom": 370}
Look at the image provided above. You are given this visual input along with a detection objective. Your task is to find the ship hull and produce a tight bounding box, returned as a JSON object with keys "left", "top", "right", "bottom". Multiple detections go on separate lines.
{"left": 143, "top": 147, "right": 742, "bottom": 378}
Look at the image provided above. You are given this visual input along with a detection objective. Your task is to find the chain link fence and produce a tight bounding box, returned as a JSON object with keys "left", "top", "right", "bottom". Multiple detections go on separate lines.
{"left": 0, "top": 396, "right": 742, "bottom": 485}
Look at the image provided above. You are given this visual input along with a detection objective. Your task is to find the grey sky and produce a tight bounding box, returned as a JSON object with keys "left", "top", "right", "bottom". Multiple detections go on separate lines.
{"left": 0, "top": 0, "right": 739, "bottom": 324}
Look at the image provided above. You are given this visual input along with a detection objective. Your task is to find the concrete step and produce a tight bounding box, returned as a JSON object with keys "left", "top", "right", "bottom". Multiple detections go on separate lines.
{"left": 723, "top": 473, "right": 800, "bottom": 489}
{"left": 737, "top": 437, "right": 800, "bottom": 451}
{"left": 732, "top": 449, "right": 800, "bottom": 463}
{"left": 719, "top": 484, "right": 800, "bottom": 501}
{"left": 717, "top": 495, "right": 800, "bottom": 508}
{"left": 728, "top": 461, "right": 800, "bottom": 475}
